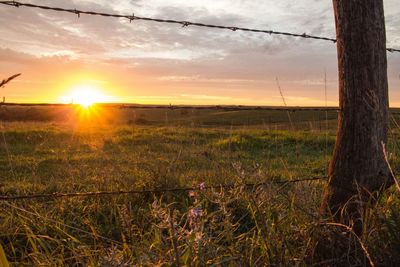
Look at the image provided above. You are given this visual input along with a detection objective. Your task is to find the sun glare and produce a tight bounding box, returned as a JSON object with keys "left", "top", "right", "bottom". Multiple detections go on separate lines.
{"left": 62, "top": 85, "right": 107, "bottom": 108}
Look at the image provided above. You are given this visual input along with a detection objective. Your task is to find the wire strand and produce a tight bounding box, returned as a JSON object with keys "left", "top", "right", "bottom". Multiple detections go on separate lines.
{"left": 0, "top": 1, "right": 399, "bottom": 53}
{"left": 0, "top": 176, "right": 326, "bottom": 201}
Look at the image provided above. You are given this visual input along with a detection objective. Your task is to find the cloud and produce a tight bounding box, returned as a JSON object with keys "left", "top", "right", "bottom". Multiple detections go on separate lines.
{"left": 0, "top": 0, "right": 399, "bottom": 105}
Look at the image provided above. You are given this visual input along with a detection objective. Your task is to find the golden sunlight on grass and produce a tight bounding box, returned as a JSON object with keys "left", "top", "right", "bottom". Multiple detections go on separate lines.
{"left": 60, "top": 85, "right": 108, "bottom": 108}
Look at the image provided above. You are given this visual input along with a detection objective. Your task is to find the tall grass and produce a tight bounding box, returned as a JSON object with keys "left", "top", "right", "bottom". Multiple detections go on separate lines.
{"left": 0, "top": 115, "right": 399, "bottom": 265}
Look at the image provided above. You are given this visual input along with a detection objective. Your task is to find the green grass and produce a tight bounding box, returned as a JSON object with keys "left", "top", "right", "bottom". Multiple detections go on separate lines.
{"left": 0, "top": 108, "right": 400, "bottom": 265}
{"left": 0, "top": 123, "right": 332, "bottom": 194}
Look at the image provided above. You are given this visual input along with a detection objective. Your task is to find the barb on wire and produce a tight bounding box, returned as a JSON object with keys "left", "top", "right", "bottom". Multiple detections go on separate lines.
{"left": 0, "top": 176, "right": 326, "bottom": 201}
{"left": 387, "top": 48, "right": 400, "bottom": 53}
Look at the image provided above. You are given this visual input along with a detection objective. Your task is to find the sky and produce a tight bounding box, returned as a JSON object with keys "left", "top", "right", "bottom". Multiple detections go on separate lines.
{"left": 0, "top": 0, "right": 399, "bottom": 106}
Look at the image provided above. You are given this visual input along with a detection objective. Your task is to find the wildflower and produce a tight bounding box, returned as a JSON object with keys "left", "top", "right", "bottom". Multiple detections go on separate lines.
{"left": 198, "top": 182, "right": 206, "bottom": 190}
{"left": 195, "top": 232, "right": 202, "bottom": 242}
{"left": 189, "top": 208, "right": 204, "bottom": 219}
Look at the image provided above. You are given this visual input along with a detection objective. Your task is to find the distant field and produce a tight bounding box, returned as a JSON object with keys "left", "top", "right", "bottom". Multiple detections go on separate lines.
{"left": 1, "top": 106, "right": 400, "bottom": 265}
{"left": 0, "top": 104, "right": 339, "bottom": 127}
{"left": 2, "top": 103, "right": 400, "bottom": 128}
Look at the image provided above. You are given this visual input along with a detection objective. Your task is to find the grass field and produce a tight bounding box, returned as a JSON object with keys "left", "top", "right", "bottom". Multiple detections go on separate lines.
{"left": 1, "top": 106, "right": 400, "bottom": 265}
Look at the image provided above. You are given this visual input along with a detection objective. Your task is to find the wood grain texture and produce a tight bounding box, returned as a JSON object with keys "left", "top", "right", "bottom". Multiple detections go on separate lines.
{"left": 323, "top": 0, "right": 392, "bottom": 232}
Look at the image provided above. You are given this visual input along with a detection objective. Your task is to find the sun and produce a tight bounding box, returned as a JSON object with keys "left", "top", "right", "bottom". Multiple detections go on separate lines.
{"left": 62, "top": 85, "right": 107, "bottom": 108}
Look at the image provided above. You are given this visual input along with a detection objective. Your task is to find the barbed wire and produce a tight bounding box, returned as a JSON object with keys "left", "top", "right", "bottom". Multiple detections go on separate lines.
{"left": 0, "top": 176, "right": 325, "bottom": 201}
{"left": 0, "top": 1, "right": 399, "bottom": 53}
